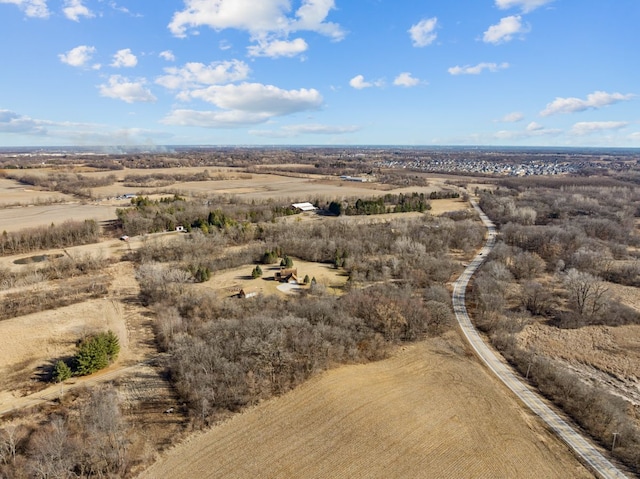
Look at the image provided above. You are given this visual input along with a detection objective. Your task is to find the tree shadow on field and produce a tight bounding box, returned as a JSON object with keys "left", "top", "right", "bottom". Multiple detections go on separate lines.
{"left": 236, "top": 274, "right": 257, "bottom": 281}
{"left": 6, "top": 358, "right": 37, "bottom": 385}
{"left": 122, "top": 292, "right": 143, "bottom": 305}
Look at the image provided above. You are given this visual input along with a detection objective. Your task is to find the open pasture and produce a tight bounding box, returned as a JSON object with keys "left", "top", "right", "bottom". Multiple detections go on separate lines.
{"left": 0, "top": 177, "right": 72, "bottom": 206}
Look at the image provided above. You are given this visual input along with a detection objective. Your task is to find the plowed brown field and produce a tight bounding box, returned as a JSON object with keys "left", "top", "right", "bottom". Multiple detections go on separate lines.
{"left": 139, "top": 333, "right": 593, "bottom": 479}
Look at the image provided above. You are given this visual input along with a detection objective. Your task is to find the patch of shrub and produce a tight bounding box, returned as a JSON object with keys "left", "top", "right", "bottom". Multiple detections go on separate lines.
{"left": 251, "top": 265, "right": 263, "bottom": 278}
{"left": 52, "top": 360, "right": 72, "bottom": 383}
{"left": 74, "top": 331, "right": 120, "bottom": 376}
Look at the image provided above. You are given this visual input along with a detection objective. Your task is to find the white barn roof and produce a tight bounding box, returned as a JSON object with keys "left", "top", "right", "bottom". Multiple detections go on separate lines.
{"left": 292, "top": 202, "right": 317, "bottom": 211}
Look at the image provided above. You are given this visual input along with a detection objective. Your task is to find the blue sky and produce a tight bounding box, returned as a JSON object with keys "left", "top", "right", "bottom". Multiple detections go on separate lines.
{"left": 1, "top": 0, "right": 638, "bottom": 147}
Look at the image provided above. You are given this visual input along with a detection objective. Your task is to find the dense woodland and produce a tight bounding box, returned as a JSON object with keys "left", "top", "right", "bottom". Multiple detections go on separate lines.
{"left": 134, "top": 211, "right": 482, "bottom": 424}
{"left": 0, "top": 220, "right": 100, "bottom": 257}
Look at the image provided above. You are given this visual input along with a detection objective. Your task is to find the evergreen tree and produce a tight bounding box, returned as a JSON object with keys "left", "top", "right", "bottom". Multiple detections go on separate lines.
{"left": 252, "top": 265, "right": 263, "bottom": 278}
{"left": 52, "top": 360, "right": 72, "bottom": 383}
{"left": 74, "top": 331, "right": 120, "bottom": 376}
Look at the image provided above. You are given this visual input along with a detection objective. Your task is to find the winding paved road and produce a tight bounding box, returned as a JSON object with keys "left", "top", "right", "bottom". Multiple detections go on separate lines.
{"left": 453, "top": 200, "right": 628, "bottom": 479}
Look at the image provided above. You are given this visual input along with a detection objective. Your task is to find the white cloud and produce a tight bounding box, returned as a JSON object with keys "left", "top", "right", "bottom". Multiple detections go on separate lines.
{"left": 251, "top": 123, "right": 360, "bottom": 137}
{"left": 0, "top": 109, "right": 47, "bottom": 135}
{"left": 291, "top": 0, "right": 344, "bottom": 40}
{"left": 350, "top": 75, "right": 370, "bottom": 89}
{"left": 59, "top": 45, "right": 97, "bottom": 68}
{"left": 570, "top": 121, "right": 629, "bottom": 136}
{"left": 98, "top": 75, "right": 157, "bottom": 103}
{"left": 67, "top": 128, "right": 174, "bottom": 146}
{"left": 159, "top": 50, "right": 176, "bottom": 62}
{"left": 163, "top": 82, "right": 323, "bottom": 128}
{"left": 63, "top": 0, "right": 93, "bottom": 21}
{"left": 169, "top": 0, "right": 285, "bottom": 36}
{"left": 111, "top": 48, "right": 138, "bottom": 68}
{"left": 0, "top": 0, "right": 49, "bottom": 18}
{"left": 284, "top": 123, "right": 359, "bottom": 134}
{"left": 0, "top": 109, "right": 173, "bottom": 145}
{"left": 409, "top": 17, "right": 438, "bottom": 47}
{"left": 393, "top": 72, "right": 420, "bottom": 87}
{"left": 156, "top": 60, "right": 250, "bottom": 90}
{"left": 494, "top": 122, "right": 561, "bottom": 140}
{"left": 495, "top": 0, "right": 554, "bottom": 13}
{"left": 540, "top": 91, "right": 636, "bottom": 116}
{"left": 162, "top": 109, "right": 272, "bottom": 128}
{"left": 107, "top": 1, "right": 141, "bottom": 16}
{"left": 168, "top": 0, "right": 345, "bottom": 45}
{"left": 349, "top": 74, "right": 383, "bottom": 90}
{"left": 448, "top": 62, "right": 509, "bottom": 75}
{"left": 483, "top": 15, "right": 529, "bottom": 44}
{"left": 187, "top": 83, "right": 322, "bottom": 114}
{"left": 247, "top": 37, "right": 308, "bottom": 58}
{"left": 630, "top": 132, "right": 640, "bottom": 141}
{"left": 500, "top": 112, "right": 524, "bottom": 122}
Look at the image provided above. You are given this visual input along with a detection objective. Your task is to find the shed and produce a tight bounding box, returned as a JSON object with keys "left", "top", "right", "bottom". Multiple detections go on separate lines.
{"left": 238, "top": 287, "right": 258, "bottom": 298}
{"left": 292, "top": 202, "right": 317, "bottom": 212}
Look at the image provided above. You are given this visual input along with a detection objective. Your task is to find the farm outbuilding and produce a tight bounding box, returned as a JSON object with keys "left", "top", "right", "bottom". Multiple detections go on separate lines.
{"left": 238, "top": 287, "right": 258, "bottom": 298}
{"left": 339, "top": 176, "right": 368, "bottom": 182}
{"left": 292, "top": 202, "right": 317, "bottom": 212}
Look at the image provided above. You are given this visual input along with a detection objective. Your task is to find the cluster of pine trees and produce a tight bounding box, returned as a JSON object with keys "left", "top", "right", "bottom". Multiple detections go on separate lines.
{"left": 53, "top": 331, "right": 120, "bottom": 382}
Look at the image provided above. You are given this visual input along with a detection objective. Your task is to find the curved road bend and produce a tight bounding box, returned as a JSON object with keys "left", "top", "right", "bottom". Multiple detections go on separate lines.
{"left": 453, "top": 200, "right": 628, "bottom": 479}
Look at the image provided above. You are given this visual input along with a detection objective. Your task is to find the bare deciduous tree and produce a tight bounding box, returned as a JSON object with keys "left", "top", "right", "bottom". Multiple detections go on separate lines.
{"left": 77, "top": 385, "right": 129, "bottom": 477}
{"left": 27, "top": 416, "right": 75, "bottom": 479}
{"left": 562, "top": 268, "right": 609, "bottom": 324}
{"left": 0, "top": 424, "right": 25, "bottom": 466}
{"left": 521, "top": 281, "right": 554, "bottom": 316}
{"left": 510, "top": 251, "right": 545, "bottom": 280}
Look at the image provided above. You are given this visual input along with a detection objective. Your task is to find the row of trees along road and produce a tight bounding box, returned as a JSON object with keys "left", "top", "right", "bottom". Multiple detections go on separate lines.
{"left": 475, "top": 180, "right": 640, "bottom": 472}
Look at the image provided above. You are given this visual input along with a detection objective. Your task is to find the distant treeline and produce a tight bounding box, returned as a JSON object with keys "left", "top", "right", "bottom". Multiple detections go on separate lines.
{"left": 0, "top": 220, "right": 100, "bottom": 256}
{"left": 122, "top": 170, "right": 226, "bottom": 187}
{"left": 118, "top": 192, "right": 441, "bottom": 238}
{"left": 0, "top": 275, "right": 109, "bottom": 321}
{"left": 326, "top": 192, "right": 433, "bottom": 216}
{"left": 7, "top": 172, "right": 116, "bottom": 198}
